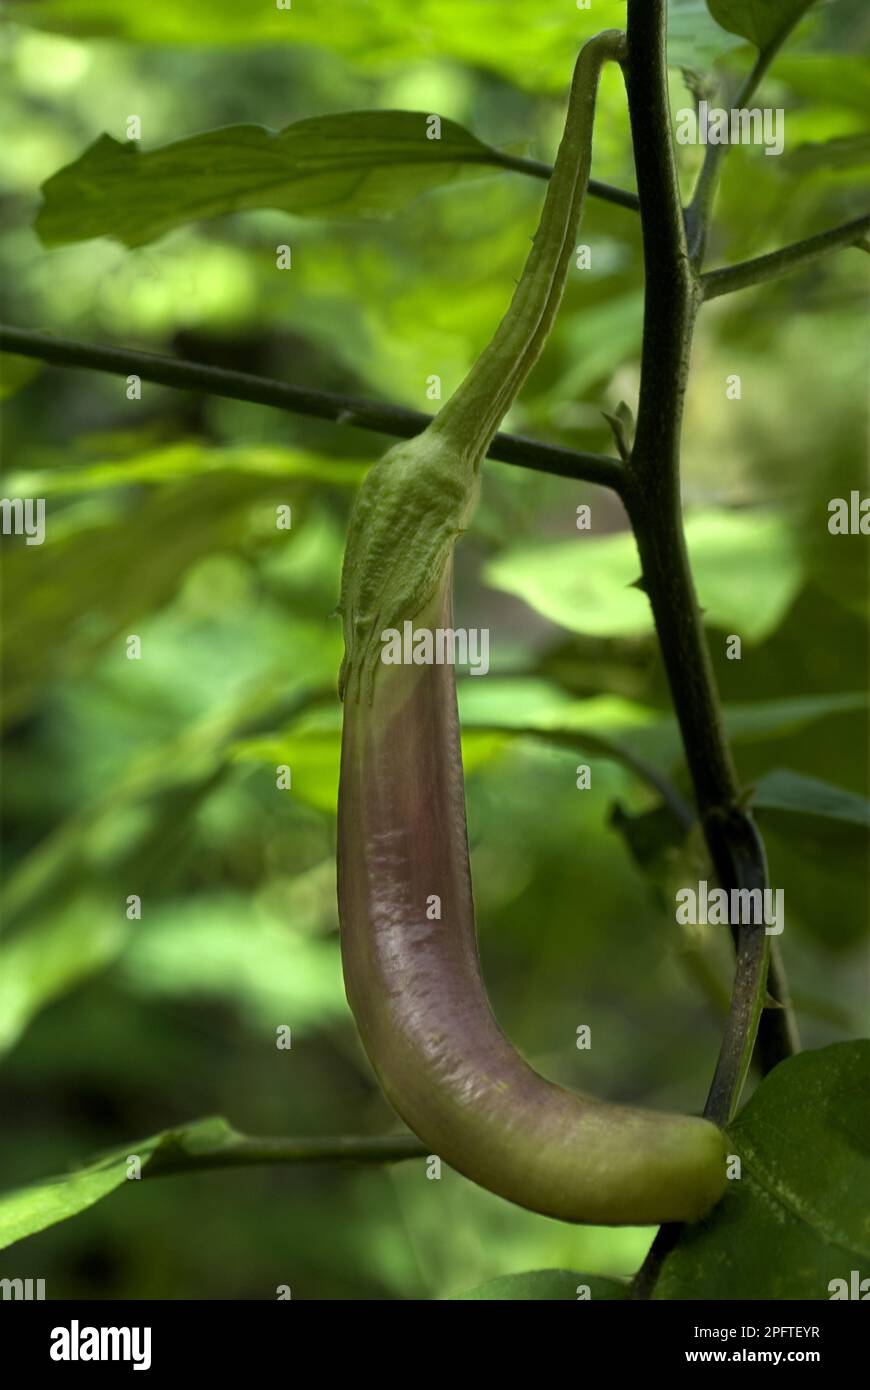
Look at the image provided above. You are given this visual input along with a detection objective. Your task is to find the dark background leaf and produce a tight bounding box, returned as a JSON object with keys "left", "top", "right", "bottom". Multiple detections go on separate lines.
{"left": 707, "top": 0, "right": 817, "bottom": 50}
{"left": 452, "top": 1269, "right": 628, "bottom": 1299}
{"left": 654, "top": 1043, "right": 870, "bottom": 1299}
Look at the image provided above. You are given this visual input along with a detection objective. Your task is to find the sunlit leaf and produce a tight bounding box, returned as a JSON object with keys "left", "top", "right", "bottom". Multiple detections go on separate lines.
{"left": 231, "top": 715, "right": 512, "bottom": 815}
{"left": 121, "top": 892, "right": 345, "bottom": 1032}
{"left": 12, "top": 440, "right": 367, "bottom": 493}
{"left": 231, "top": 730, "right": 341, "bottom": 815}
{"left": 11, "top": 1, "right": 740, "bottom": 90}
{"left": 0, "top": 1117, "right": 242, "bottom": 1251}
{"left": 458, "top": 682, "right": 657, "bottom": 737}
{"left": 0, "top": 897, "right": 127, "bottom": 1055}
{"left": 0, "top": 464, "right": 344, "bottom": 725}
{"left": 485, "top": 510, "right": 803, "bottom": 642}
{"left": 1, "top": 671, "right": 337, "bottom": 927}
{"left": 36, "top": 115, "right": 531, "bottom": 249}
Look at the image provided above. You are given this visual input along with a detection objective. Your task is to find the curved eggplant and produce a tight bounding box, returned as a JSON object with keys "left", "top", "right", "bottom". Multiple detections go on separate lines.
{"left": 335, "top": 31, "right": 727, "bottom": 1225}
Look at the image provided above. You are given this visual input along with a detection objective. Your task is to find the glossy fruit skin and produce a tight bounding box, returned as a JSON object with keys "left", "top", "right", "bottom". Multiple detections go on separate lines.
{"left": 338, "top": 574, "right": 727, "bottom": 1226}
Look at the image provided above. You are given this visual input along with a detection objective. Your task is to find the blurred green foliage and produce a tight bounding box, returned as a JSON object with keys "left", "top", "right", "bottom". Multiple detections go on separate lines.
{"left": 0, "top": 0, "right": 867, "bottom": 1298}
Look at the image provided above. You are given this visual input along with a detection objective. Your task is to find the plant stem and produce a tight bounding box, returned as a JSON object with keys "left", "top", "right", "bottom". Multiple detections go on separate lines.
{"left": 630, "top": 1221, "right": 682, "bottom": 1301}
{"left": 622, "top": 2, "right": 736, "bottom": 815}
{"left": 623, "top": 0, "right": 799, "bottom": 1297}
{"left": 147, "top": 1132, "right": 427, "bottom": 1177}
{"left": 686, "top": 0, "right": 819, "bottom": 266}
{"left": 700, "top": 214, "right": 870, "bottom": 300}
{"left": 0, "top": 323, "right": 622, "bottom": 491}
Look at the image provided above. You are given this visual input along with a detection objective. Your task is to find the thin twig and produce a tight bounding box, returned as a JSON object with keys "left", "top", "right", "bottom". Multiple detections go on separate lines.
{"left": 686, "top": 0, "right": 819, "bottom": 265}
{"left": 700, "top": 214, "right": 870, "bottom": 300}
{"left": 495, "top": 150, "right": 639, "bottom": 211}
{"left": 0, "top": 323, "right": 623, "bottom": 491}
{"left": 470, "top": 721, "right": 693, "bottom": 826}
{"left": 147, "top": 1132, "right": 427, "bottom": 1177}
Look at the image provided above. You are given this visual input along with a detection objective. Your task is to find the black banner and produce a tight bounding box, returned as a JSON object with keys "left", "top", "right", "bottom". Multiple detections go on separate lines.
{"left": 0, "top": 1298, "right": 865, "bottom": 1375}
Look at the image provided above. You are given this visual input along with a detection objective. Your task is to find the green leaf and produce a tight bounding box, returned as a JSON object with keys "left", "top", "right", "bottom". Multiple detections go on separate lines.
{"left": 457, "top": 680, "right": 658, "bottom": 741}
{"left": 0, "top": 460, "right": 344, "bottom": 726}
{"left": 11, "top": 440, "right": 367, "bottom": 493}
{"left": 720, "top": 692, "right": 868, "bottom": 743}
{"left": 121, "top": 889, "right": 345, "bottom": 1033}
{"left": 231, "top": 729, "right": 342, "bottom": 815}
{"left": 782, "top": 133, "right": 870, "bottom": 173}
{"left": 455, "top": 685, "right": 865, "bottom": 781}
{"left": 0, "top": 353, "right": 41, "bottom": 400}
{"left": 655, "top": 1042, "right": 870, "bottom": 1299}
{"left": 0, "top": 897, "right": 127, "bottom": 1055}
{"left": 753, "top": 771, "right": 869, "bottom": 949}
{"left": 11, "top": 1, "right": 740, "bottom": 91}
{"left": 231, "top": 716, "right": 511, "bottom": 814}
{"left": 753, "top": 769, "right": 870, "bottom": 828}
{"left": 485, "top": 510, "right": 802, "bottom": 642}
{"left": 36, "top": 114, "right": 522, "bottom": 249}
{"left": 707, "top": 0, "right": 817, "bottom": 52}
{"left": 762, "top": 821, "right": 867, "bottom": 949}
{"left": 0, "top": 1117, "right": 238, "bottom": 1252}
{"left": 772, "top": 55, "right": 870, "bottom": 119}
{"left": 451, "top": 1270, "right": 628, "bottom": 1300}
{"left": 550, "top": 291, "right": 644, "bottom": 401}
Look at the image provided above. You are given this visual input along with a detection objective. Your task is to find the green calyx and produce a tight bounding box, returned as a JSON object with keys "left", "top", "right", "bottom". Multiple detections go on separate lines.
{"left": 337, "top": 28, "right": 626, "bottom": 705}
{"left": 337, "top": 427, "right": 480, "bottom": 702}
